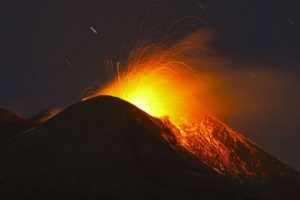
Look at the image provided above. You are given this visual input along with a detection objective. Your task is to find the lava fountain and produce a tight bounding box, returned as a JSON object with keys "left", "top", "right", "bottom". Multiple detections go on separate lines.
{"left": 85, "top": 30, "right": 282, "bottom": 183}
{"left": 86, "top": 30, "right": 215, "bottom": 124}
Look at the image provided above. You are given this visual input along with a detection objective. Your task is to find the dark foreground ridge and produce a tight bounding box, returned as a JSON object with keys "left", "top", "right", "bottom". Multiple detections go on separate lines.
{"left": 0, "top": 96, "right": 299, "bottom": 199}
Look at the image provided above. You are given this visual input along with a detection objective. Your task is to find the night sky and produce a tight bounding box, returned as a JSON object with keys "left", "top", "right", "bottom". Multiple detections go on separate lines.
{"left": 1, "top": 0, "right": 299, "bottom": 170}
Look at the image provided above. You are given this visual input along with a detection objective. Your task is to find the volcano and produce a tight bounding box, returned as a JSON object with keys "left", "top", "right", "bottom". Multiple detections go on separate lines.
{"left": 0, "top": 96, "right": 299, "bottom": 199}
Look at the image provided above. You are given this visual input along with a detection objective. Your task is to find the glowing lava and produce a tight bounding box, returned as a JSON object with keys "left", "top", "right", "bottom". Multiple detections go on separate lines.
{"left": 86, "top": 31, "right": 216, "bottom": 124}
{"left": 89, "top": 60, "right": 205, "bottom": 125}
{"left": 85, "top": 31, "right": 283, "bottom": 183}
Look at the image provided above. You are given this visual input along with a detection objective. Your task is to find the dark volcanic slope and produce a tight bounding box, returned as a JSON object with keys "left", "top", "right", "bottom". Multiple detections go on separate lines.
{"left": 0, "top": 96, "right": 299, "bottom": 199}
{"left": 0, "top": 107, "right": 33, "bottom": 145}
{"left": 30, "top": 108, "right": 61, "bottom": 125}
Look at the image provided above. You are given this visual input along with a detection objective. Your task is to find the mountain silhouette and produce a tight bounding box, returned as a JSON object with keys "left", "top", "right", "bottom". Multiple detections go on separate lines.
{"left": 0, "top": 96, "right": 299, "bottom": 199}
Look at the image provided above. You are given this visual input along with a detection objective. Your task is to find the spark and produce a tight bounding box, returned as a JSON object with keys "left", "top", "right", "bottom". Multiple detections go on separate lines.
{"left": 287, "top": 19, "right": 295, "bottom": 25}
{"left": 65, "top": 58, "right": 72, "bottom": 67}
{"left": 198, "top": 2, "right": 205, "bottom": 10}
{"left": 90, "top": 26, "right": 98, "bottom": 34}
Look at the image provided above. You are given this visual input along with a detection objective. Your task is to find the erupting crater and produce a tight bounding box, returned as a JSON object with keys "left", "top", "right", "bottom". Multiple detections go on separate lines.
{"left": 85, "top": 31, "right": 288, "bottom": 183}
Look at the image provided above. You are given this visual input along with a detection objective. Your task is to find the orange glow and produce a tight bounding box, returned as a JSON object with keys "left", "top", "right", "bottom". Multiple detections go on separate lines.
{"left": 86, "top": 30, "right": 216, "bottom": 124}
{"left": 85, "top": 30, "right": 276, "bottom": 183}
{"left": 89, "top": 60, "right": 205, "bottom": 125}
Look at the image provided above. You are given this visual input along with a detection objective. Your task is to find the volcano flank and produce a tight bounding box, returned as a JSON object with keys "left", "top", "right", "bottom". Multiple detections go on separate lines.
{"left": 0, "top": 96, "right": 299, "bottom": 199}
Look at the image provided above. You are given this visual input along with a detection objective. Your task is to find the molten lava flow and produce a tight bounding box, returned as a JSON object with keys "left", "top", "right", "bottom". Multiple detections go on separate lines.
{"left": 86, "top": 31, "right": 280, "bottom": 183}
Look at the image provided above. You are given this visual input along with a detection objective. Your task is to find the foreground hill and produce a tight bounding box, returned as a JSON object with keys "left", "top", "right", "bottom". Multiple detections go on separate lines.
{"left": 0, "top": 96, "right": 299, "bottom": 199}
